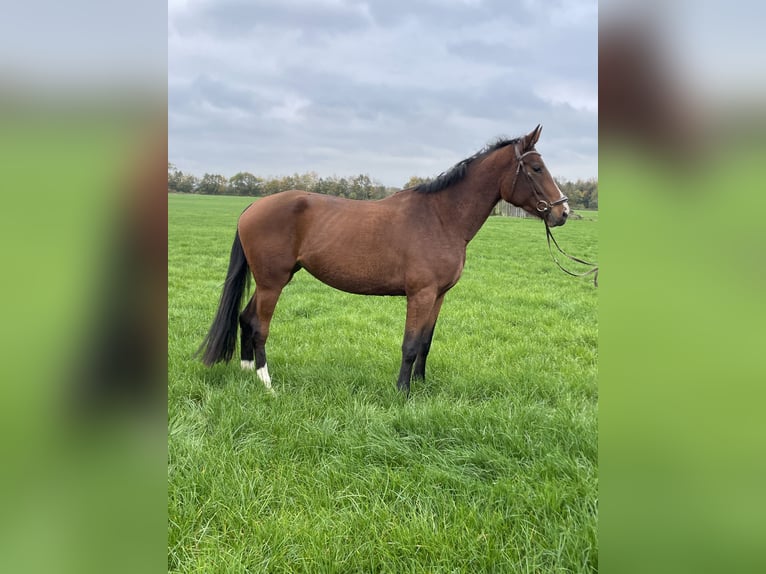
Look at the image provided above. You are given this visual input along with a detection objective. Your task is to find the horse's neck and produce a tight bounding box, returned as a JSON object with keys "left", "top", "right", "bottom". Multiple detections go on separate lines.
{"left": 438, "top": 163, "right": 505, "bottom": 242}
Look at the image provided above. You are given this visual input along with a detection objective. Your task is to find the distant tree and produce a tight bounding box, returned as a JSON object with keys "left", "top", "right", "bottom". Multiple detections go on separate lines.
{"left": 325, "top": 176, "right": 344, "bottom": 197}
{"left": 310, "top": 177, "right": 330, "bottom": 195}
{"left": 262, "top": 178, "right": 284, "bottom": 196}
{"left": 368, "top": 178, "right": 392, "bottom": 199}
{"left": 295, "top": 171, "right": 319, "bottom": 191}
{"left": 229, "top": 172, "right": 263, "bottom": 196}
{"left": 403, "top": 175, "right": 429, "bottom": 189}
{"left": 588, "top": 183, "right": 598, "bottom": 209}
{"left": 176, "top": 173, "right": 198, "bottom": 194}
{"left": 168, "top": 163, "right": 179, "bottom": 192}
{"left": 336, "top": 177, "right": 350, "bottom": 198}
{"left": 197, "top": 173, "right": 228, "bottom": 195}
{"left": 348, "top": 174, "right": 371, "bottom": 199}
{"left": 554, "top": 177, "right": 598, "bottom": 210}
{"left": 168, "top": 164, "right": 198, "bottom": 193}
{"left": 278, "top": 174, "right": 297, "bottom": 192}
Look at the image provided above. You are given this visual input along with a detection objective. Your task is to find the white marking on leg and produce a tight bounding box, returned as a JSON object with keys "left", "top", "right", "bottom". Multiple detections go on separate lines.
{"left": 257, "top": 363, "right": 275, "bottom": 394}
{"left": 240, "top": 360, "right": 255, "bottom": 371}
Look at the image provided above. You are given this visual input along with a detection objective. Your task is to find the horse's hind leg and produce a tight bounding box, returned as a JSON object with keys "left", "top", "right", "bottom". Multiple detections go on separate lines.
{"left": 239, "top": 295, "right": 257, "bottom": 367}
{"left": 252, "top": 285, "right": 286, "bottom": 392}
{"left": 238, "top": 280, "right": 287, "bottom": 393}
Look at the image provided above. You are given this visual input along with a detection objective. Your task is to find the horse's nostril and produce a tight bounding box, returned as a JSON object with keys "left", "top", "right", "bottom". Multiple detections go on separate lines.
{"left": 562, "top": 211, "right": 568, "bottom": 218}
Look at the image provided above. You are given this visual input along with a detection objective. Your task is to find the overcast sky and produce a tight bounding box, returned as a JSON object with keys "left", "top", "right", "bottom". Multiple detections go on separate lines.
{"left": 169, "top": 0, "right": 597, "bottom": 187}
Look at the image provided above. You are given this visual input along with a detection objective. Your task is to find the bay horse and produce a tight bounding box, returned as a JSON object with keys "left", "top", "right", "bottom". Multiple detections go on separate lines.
{"left": 198, "top": 125, "right": 569, "bottom": 396}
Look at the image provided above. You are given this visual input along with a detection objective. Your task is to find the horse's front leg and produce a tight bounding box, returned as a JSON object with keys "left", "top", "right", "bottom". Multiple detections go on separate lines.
{"left": 397, "top": 289, "right": 439, "bottom": 397}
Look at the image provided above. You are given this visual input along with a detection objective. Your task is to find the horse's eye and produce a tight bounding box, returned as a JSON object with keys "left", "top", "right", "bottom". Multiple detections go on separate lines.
{"left": 532, "top": 165, "right": 543, "bottom": 173}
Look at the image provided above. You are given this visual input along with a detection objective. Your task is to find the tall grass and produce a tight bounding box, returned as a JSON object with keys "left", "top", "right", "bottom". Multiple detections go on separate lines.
{"left": 168, "top": 193, "right": 598, "bottom": 572}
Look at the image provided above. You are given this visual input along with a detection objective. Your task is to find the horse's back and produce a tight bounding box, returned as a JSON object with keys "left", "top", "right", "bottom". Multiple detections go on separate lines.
{"left": 241, "top": 189, "right": 409, "bottom": 230}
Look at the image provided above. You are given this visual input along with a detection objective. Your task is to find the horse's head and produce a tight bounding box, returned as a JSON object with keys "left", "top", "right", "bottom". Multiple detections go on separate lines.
{"left": 500, "top": 125, "right": 570, "bottom": 228}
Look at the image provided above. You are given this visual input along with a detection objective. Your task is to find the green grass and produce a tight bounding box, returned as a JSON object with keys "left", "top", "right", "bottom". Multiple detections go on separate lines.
{"left": 168, "top": 193, "right": 598, "bottom": 573}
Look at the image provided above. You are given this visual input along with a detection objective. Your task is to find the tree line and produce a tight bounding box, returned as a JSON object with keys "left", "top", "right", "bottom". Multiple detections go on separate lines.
{"left": 169, "top": 165, "right": 597, "bottom": 209}
{"left": 168, "top": 164, "right": 396, "bottom": 201}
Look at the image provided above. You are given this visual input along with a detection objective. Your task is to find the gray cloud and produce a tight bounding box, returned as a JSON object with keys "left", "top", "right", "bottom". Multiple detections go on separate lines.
{"left": 169, "top": 0, "right": 597, "bottom": 186}
{"left": 173, "top": 0, "right": 374, "bottom": 38}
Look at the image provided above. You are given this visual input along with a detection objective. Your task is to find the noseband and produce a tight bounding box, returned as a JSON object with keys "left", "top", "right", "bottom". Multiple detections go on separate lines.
{"left": 510, "top": 145, "right": 569, "bottom": 213}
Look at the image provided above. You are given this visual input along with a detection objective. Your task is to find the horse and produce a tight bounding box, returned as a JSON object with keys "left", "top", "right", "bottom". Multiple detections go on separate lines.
{"left": 198, "top": 125, "right": 569, "bottom": 396}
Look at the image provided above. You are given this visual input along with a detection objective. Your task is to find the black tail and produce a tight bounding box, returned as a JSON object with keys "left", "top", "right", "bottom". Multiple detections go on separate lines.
{"left": 197, "top": 231, "right": 250, "bottom": 366}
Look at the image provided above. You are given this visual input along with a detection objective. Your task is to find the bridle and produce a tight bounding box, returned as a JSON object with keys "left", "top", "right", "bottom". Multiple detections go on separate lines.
{"left": 509, "top": 144, "right": 599, "bottom": 287}
{"left": 509, "top": 145, "right": 569, "bottom": 214}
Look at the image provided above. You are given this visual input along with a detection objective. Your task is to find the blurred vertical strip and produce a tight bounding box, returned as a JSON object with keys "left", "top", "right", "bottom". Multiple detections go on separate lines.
{"left": 0, "top": 2, "right": 166, "bottom": 573}
{"left": 599, "top": 1, "right": 766, "bottom": 573}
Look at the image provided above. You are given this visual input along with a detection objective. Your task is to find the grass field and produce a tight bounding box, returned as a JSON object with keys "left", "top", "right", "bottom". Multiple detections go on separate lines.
{"left": 168, "top": 193, "right": 598, "bottom": 573}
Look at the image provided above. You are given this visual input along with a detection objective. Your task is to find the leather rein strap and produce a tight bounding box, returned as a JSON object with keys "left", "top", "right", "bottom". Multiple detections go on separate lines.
{"left": 513, "top": 144, "right": 599, "bottom": 287}
{"left": 545, "top": 224, "right": 599, "bottom": 287}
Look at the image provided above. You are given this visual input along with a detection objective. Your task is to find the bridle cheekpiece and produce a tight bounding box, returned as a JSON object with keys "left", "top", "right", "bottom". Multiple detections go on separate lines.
{"left": 510, "top": 144, "right": 569, "bottom": 214}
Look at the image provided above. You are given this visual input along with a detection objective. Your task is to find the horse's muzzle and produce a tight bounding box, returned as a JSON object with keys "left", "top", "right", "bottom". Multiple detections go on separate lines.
{"left": 546, "top": 209, "right": 569, "bottom": 228}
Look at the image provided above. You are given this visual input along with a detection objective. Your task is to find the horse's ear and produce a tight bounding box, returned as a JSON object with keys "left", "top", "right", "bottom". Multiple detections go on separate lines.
{"left": 524, "top": 124, "right": 543, "bottom": 149}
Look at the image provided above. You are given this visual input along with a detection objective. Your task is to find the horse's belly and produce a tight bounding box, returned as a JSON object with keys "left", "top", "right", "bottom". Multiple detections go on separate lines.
{"left": 295, "top": 209, "right": 407, "bottom": 294}
{"left": 301, "top": 258, "right": 406, "bottom": 296}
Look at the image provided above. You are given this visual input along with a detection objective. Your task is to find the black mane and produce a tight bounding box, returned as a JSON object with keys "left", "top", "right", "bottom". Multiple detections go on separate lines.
{"left": 412, "top": 136, "right": 522, "bottom": 194}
